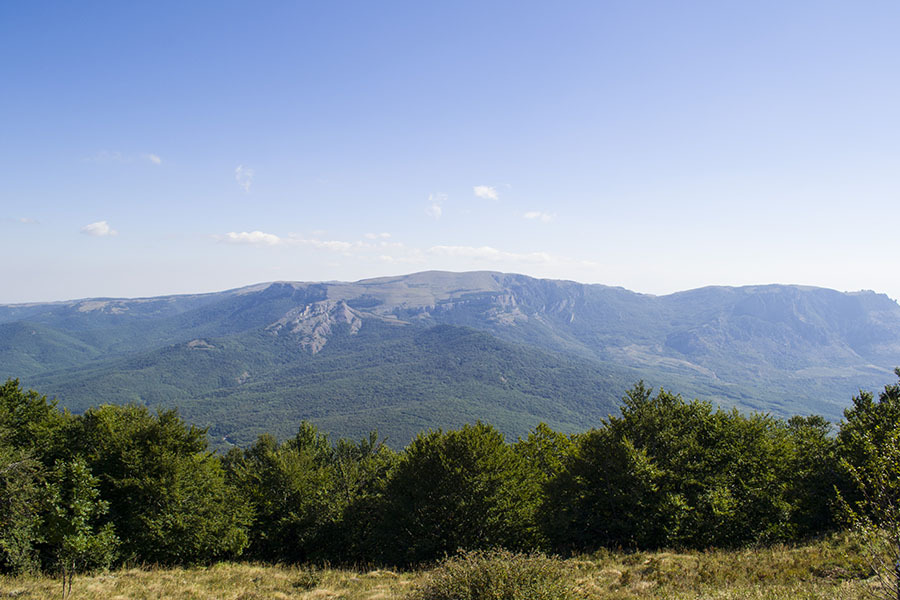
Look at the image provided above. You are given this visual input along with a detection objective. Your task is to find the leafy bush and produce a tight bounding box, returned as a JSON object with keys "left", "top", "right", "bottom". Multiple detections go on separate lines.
{"left": 408, "top": 549, "right": 577, "bottom": 600}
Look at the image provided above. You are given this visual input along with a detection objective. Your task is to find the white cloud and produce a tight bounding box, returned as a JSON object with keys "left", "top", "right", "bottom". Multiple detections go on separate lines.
{"left": 235, "top": 165, "right": 254, "bottom": 192}
{"left": 80, "top": 221, "right": 118, "bottom": 237}
{"left": 377, "top": 252, "right": 426, "bottom": 264}
{"left": 473, "top": 185, "right": 499, "bottom": 200}
{"left": 212, "top": 227, "right": 597, "bottom": 274}
{"left": 426, "top": 193, "right": 444, "bottom": 219}
{"left": 84, "top": 151, "right": 162, "bottom": 165}
{"left": 305, "top": 238, "right": 353, "bottom": 252}
{"left": 219, "top": 231, "right": 360, "bottom": 252}
{"left": 222, "top": 230, "right": 281, "bottom": 246}
{"left": 426, "top": 245, "right": 599, "bottom": 272}
{"left": 428, "top": 245, "right": 552, "bottom": 264}
{"left": 523, "top": 211, "right": 556, "bottom": 223}
{"left": 19, "top": 217, "right": 39, "bottom": 224}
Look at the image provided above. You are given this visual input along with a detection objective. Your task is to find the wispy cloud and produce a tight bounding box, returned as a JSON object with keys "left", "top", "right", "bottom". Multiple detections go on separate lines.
{"left": 426, "top": 193, "right": 444, "bottom": 219}
{"left": 376, "top": 252, "right": 426, "bottom": 265}
{"left": 219, "top": 231, "right": 357, "bottom": 252}
{"left": 473, "top": 185, "right": 499, "bottom": 200}
{"left": 19, "top": 217, "right": 39, "bottom": 224}
{"left": 214, "top": 229, "right": 595, "bottom": 273}
{"left": 235, "top": 165, "right": 254, "bottom": 192}
{"left": 427, "top": 244, "right": 596, "bottom": 269}
{"left": 523, "top": 211, "right": 556, "bottom": 223}
{"left": 85, "top": 151, "right": 162, "bottom": 165}
{"left": 222, "top": 230, "right": 281, "bottom": 246}
{"left": 298, "top": 237, "right": 354, "bottom": 252}
{"left": 80, "top": 221, "right": 118, "bottom": 237}
{"left": 428, "top": 245, "right": 551, "bottom": 264}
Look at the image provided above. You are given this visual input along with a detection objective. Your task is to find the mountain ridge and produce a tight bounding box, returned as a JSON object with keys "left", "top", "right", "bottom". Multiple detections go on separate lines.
{"left": 3, "top": 270, "right": 899, "bottom": 446}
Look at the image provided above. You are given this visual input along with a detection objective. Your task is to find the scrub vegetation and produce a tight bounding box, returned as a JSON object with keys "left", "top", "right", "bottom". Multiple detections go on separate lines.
{"left": 0, "top": 536, "right": 882, "bottom": 599}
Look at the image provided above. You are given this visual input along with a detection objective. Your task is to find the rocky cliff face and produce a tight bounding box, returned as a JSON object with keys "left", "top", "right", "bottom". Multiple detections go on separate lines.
{"left": 267, "top": 299, "right": 364, "bottom": 354}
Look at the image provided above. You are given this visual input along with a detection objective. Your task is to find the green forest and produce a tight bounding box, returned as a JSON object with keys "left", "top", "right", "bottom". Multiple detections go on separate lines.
{"left": 1, "top": 373, "right": 899, "bottom": 583}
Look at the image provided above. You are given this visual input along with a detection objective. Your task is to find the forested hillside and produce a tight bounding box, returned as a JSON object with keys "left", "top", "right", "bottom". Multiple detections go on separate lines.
{"left": 2, "top": 271, "right": 899, "bottom": 445}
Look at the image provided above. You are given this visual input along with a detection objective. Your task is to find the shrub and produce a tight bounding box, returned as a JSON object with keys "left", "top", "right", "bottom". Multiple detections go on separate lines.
{"left": 408, "top": 549, "right": 577, "bottom": 600}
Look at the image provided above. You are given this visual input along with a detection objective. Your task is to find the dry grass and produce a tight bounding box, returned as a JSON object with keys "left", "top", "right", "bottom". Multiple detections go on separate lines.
{"left": 0, "top": 564, "right": 412, "bottom": 600}
{"left": 0, "top": 533, "right": 880, "bottom": 599}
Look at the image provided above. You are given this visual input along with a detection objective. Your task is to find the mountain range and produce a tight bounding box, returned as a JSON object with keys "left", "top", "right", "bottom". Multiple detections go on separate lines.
{"left": 3, "top": 270, "right": 899, "bottom": 447}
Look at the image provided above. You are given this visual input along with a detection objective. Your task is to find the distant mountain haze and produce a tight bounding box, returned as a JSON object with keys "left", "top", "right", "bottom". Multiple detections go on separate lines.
{"left": 2, "top": 271, "right": 898, "bottom": 447}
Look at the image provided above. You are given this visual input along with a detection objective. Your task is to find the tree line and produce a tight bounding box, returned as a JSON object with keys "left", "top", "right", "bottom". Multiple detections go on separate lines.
{"left": 1, "top": 372, "right": 898, "bottom": 575}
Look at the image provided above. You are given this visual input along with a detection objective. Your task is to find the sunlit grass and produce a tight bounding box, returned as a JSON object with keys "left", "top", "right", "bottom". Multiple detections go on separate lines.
{"left": 0, "top": 533, "right": 879, "bottom": 599}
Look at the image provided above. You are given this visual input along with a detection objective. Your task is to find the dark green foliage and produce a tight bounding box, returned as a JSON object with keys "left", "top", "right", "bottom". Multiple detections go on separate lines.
{"left": 410, "top": 549, "right": 578, "bottom": 600}
{"left": 514, "top": 423, "right": 574, "bottom": 487}
{"left": 836, "top": 369, "right": 900, "bottom": 599}
{"left": 542, "top": 383, "right": 839, "bottom": 552}
{"left": 0, "top": 372, "right": 895, "bottom": 574}
{"left": 225, "top": 423, "right": 396, "bottom": 564}
{"left": 225, "top": 426, "right": 334, "bottom": 563}
{"left": 0, "top": 379, "right": 63, "bottom": 574}
{"left": 0, "top": 442, "right": 44, "bottom": 574}
{"left": 67, "top": 404, "right": 250, "bottom": 564}
{"left": 838, "top": 367, "right": 900, "bottom": 500}
{"left": 316, "top": 431, "right": 397, "bottom": 563}
{"left": 783, "top": 415, "right": 840, "bottom": 536}
{"left": 542, "top": 424, "right": 660, "bottom": 550}
{"left": 376, "top": 423, "right": 539, "bottom": 565}
{"left": 45, "top": 458, "right": 118, "bottom": 597}
{"left": 0, "top": 378, "right": 67, "bottom": 459}
{"left": 839, "top": 427, "right": 900, "bottom": 600}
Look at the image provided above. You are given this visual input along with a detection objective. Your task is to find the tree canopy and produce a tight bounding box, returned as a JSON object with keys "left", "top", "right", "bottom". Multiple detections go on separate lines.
{"left": 1, "top": 373, "right": 897, "bottom": 572}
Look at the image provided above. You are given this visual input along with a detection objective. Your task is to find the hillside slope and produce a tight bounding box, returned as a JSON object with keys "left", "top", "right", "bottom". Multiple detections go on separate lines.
{"left": 3, "top": 271, "right": 900, "bottom": 444}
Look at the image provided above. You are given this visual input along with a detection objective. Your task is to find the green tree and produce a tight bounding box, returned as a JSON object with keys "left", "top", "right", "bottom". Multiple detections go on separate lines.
{"left": 225, "top": 424, "right": 398, "bottom": 564}
{"left": 377, "top": 423, "right": 539, "bottom": 565}
{"left": 226, "top": 425, "right": 334, "bottom": 562}
{"left": 838, "top": 369, "right": 900, "bottom": 600}
{"left": 319, "top": 431, "right": 397, "bottom": 563}
{"left": 44, "top": 458, "right": 117, "bottom": 598}
{"left": 541, "top": 427, "right": 660, "bottom": 550}
{"left": 838, "top": 368, "right": 900, "bottom": 500}
{"left": 514, "top": 423, "right": 574, "bottom": 551}
{"left": 840, "top": 427, "right": 900, "bottom": 600}
{"left": 514, "top": 423, "right": 573, "bottom": 488}
{"left": 0, "top": 379, "right": 68, "bottom": 575}
{"left": 543, "top": 383, "right": 807, "bottom": 551}
{"left": 783, "top": 415, "right": 839, "bottom": 536}
{"left": 0, "top": 378, "right": 67, "bottom": 461}
{"left": 68, "top": 404, "right": 250, "bottom": 564}
{"left": 0, "top": 438, "right": 44, "bottom": 574}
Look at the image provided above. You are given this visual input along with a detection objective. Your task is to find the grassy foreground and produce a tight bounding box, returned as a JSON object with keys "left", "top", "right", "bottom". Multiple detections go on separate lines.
{"left": 0, "top": 533, "right": 879, "bottom": 599}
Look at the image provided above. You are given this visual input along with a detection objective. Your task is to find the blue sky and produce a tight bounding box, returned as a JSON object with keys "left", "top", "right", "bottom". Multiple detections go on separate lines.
{"left": 2, "top": 1, "right": 899, "bottom": 303}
